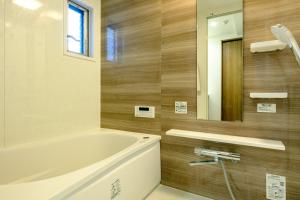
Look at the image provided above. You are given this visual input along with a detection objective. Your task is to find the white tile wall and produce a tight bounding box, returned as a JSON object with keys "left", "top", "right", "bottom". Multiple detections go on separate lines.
{"left": 2, "top": 0, "right": 101, "bottom": 146}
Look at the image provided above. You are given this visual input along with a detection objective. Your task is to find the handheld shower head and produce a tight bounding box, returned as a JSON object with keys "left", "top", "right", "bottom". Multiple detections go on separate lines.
{"left": 271, "top": 24, "right": 300, "bottom": 66}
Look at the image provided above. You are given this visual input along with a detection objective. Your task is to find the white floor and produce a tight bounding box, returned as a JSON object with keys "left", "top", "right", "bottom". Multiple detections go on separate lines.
{"left": 146, "top": 185, "right": 212, "bottom": 200}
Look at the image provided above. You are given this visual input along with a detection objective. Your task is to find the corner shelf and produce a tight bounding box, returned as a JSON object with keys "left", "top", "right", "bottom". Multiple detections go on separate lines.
{"left": 249, "top": 92, "right": 288, "bottom": 99}
{"left": 166, "top": 129, "right": 285, "bottom": 151}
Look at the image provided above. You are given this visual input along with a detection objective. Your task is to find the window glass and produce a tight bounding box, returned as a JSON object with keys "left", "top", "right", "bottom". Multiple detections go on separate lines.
{"left": 67, "top": 1, "right": 89, "bottom": 56}
{"left": 107, "top": 26, "right": 117, "bottom": 62}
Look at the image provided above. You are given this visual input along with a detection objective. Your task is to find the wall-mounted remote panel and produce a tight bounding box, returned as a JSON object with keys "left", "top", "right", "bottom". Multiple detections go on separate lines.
{"left": 257, "top": 103, "right": 276, "bottom": 113}
{"left": 134, "top": 106, "right": 155, "bottom": 118}
{"left": 175, "top": 101, "right": 187, "bottom": 114}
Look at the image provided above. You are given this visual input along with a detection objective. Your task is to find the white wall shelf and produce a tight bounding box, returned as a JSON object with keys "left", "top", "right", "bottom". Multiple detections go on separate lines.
{"left": 250, "top": 40, "right": 287, "bottom": 53}
{"left": 166, "top": 129, "right": 285, "bottom": 151}
{"left": 249, "top": 92, "right": 288, "bottom": 99}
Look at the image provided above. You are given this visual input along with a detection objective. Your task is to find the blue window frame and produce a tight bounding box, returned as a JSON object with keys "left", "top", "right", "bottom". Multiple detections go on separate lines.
{"left": 67, "top": 1, "right": 89, "bottom": 56}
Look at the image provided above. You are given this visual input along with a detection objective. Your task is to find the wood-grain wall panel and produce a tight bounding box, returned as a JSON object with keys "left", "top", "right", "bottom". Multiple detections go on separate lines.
{"left": 101, "top": 0, "right": 300, "bottom": 199}
{"left": 101, "top": 0, "right": 161, "bottom": 134}
{"left": 160, "top": 0, "right": 300, "bottom": 199}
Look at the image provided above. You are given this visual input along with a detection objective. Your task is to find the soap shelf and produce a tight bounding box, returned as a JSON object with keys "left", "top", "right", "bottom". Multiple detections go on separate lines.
{"left": 249, "top": 92, "right": 288, "bottom": 99}
{"left": 250, "top": 40, "right": 287, "bottom": 53}
{"left": 166, "top": 129, "right": 285, "bottom": 151}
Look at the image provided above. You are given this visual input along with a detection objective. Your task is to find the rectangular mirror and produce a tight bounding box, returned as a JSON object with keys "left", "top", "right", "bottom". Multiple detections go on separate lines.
{"left": 197, "top": 0, "right": 243, "bottom": 121}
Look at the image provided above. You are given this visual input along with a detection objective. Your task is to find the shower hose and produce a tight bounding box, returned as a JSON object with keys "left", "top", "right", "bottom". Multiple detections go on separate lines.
{"left": 220, "top": 159, "right": 236, "bottom": 200}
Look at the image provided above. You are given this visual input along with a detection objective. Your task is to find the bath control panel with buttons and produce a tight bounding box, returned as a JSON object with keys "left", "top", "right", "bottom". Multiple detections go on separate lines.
{"left": 257, "top": 103, "right": 276, "bottom": 113}
{"left": 134, "top": 106, "right": 155, "bottom": 118}
{"left": 175, "top": 101, "right": 187, "bottom": 114}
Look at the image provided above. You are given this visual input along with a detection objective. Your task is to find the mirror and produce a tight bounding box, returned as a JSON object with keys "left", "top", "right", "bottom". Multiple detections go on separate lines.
{"left": 197, "top": 0, "right": 243, "bottom": 122}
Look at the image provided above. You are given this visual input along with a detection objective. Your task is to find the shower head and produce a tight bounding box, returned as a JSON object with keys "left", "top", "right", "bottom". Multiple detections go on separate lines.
{"left": 272, "top": 24, "right": 295, "bottom": 48}
{"left": 271, "top": 24, "right": 300, "bottom": 66}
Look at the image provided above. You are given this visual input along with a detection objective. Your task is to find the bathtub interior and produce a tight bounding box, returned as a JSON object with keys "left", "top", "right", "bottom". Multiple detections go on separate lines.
{"left": 0, "top": 132, "right": 138, "bottom": 185}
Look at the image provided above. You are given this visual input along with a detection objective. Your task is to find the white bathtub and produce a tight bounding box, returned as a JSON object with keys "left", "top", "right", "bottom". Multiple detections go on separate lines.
{"left": 0, "top": 128, "right": 161, "bottom": 200}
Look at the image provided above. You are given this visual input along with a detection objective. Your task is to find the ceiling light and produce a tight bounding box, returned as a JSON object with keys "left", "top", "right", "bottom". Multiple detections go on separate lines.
{"left": 13, "top": 0, "right": 42, "bottom": 10}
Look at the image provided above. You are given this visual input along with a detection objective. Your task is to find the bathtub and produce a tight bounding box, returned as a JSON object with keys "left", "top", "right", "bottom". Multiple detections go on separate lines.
{"left": 0, "top": 128, "right": 161, "bottom": 200}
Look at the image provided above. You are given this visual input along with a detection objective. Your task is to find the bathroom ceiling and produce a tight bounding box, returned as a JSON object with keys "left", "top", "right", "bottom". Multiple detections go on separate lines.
{"left": 208, "top": 12, "right": 243, "bottom": 38}
{"left": 198, "top": 0, "right": 242, "bottom": 12}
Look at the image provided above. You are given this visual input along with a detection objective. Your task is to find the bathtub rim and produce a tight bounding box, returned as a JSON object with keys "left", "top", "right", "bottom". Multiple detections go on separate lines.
{"left": 0, "top": 128, "right": 161, "bottom": 200}
{"left": 0, "top": 128, "right": 139, "bottom": 152}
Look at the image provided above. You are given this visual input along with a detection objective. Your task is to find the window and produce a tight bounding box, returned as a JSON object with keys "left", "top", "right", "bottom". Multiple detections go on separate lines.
{"left": 107, "top": 26, "right": 117, "bottom": 62}
{"left": 66, "top": 0, "right": 92, "bottom": 57}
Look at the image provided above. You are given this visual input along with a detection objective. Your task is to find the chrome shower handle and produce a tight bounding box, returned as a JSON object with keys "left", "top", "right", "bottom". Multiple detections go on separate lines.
{"left": 189, "top": 156, "right": 219, "bottom": 166}
{"left": 194, "top": 148, "right": 240, "bottom": 161}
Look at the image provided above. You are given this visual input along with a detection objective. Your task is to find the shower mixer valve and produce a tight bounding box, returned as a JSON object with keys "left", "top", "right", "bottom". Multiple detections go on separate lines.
{"left": 190, "top": 148, "right": 240, "bottom": 200}
{"left": 189, "top": 147, "right": 240, "bottom": 166}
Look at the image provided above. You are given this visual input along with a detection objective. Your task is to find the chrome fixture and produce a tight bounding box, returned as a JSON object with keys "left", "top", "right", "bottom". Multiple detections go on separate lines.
{"left": 189, "top": 157, "right": 219, "bottom": 166}
{"left": 194, "top": 148, "right": 240, "bottom": 161}
{"left": 271, "top": 24, "right": 300, "bottom": 66}
{"left": 189, "top": 148, "right": 240, "bottom": 200}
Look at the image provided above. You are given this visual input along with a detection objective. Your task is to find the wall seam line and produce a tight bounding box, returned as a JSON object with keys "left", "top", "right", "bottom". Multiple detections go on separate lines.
{"left": 3, "top": 0, "right": 6, "bottom": 148}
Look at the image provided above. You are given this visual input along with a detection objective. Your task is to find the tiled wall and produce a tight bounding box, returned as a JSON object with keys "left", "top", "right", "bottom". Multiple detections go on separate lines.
{"left": 0, "top": 0, "right": 101, "bottom": 147}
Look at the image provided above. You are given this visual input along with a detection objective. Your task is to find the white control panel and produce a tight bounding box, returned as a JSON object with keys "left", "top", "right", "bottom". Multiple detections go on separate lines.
{"left": 257, "top": 103, "right": 276, "bottom": 113}
{"left": 266, "top": 173, "right": 286, "bottom": 200}
{"left": 134, "top": 106, "right": 155, "bottom": 118}
{"left": 175, "top": 101, "right": 187, "bottom": 114}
